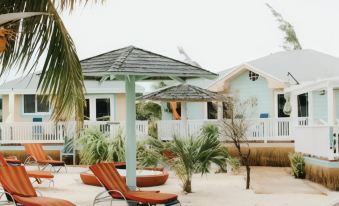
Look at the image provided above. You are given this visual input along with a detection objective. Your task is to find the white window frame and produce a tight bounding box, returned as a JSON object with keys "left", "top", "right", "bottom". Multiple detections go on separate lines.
{"left": 22, "top": 94, "right": 51, "bottom": 115}
{"left": 84, "top": 94, "right": 114, "bottom": 122}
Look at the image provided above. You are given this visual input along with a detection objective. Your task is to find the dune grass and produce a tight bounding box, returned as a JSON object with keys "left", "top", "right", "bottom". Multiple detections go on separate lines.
{"left": 305, "top": 163, "right": 339, "bottom": 191}
{"left": 227, "top": 147, "right": 293, "bottom": 167}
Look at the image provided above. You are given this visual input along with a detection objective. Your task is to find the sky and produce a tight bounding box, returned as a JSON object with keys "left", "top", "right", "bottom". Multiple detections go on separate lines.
{"left": 59, "top": 0, "right": 339, "bottom": 74}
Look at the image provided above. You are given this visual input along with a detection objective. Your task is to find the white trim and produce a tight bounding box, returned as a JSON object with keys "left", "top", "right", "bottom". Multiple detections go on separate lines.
{"left": 208, "top": 63, "right": 285, "bottom": 92}
{"left": 22, "top": 94, "right": 51, "bottom": 116}
{"left": 85, "top": 94, "right": 114, "bottom": 121}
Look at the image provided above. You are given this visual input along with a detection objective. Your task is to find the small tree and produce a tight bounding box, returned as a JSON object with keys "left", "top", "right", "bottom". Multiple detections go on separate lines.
{"left": 219, "top": 97, "right": 257, "bottom": 189}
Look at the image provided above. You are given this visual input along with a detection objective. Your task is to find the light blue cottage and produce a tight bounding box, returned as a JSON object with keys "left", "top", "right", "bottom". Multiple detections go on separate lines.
{"left": 162, "top": 49, "right": 339, "bottom": 122}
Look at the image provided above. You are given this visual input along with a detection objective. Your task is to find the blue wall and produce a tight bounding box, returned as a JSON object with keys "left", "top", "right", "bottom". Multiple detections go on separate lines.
{"left": 229, "top": 70, "right": 273, "bottom": 118}
{"left": 313, "top": 91, "right": 328, "bottom": 121}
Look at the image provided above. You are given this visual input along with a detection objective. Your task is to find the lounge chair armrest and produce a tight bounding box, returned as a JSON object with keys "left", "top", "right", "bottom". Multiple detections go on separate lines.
{"left": 47, "top": 155, "right": 53, "bottom": 160}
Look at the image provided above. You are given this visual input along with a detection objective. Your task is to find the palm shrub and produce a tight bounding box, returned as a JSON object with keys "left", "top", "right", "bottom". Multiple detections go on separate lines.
{"left": 288, "top": 152, "right": 306, "bottom": 179}
{"left": 201, "top": 123, "right": 219, "bottom": 138}
{"left": 77, "top": 127, "right": 125, "bottom": 164}
{"left": 166, "top": 134, "right": 228, "bottom": 193}
{"left": 137, "top": 139, "right": 160, "bottom": 168}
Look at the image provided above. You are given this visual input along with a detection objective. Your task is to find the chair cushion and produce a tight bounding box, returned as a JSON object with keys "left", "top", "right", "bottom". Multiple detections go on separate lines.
{"left": 13, "top": 195, "right": 75, "bottom": 206}
{"left": 27, "top": 171, "right": 54, "bottom": 179}
{"left": 125, "top": 191, "right": 178, "bottom": 204}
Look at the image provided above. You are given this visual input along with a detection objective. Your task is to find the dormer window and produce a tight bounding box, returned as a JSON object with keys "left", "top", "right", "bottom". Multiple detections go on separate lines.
{"left": 249, "top": 71, "right": 259, "bottom": 81}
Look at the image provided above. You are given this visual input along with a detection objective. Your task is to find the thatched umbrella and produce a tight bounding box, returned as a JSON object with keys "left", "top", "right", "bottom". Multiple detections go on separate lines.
{"left": 80, "top": 46, "right": 217, "bottom": 189}
{"left": 139, "top": 84, "right": 225, "bottom": 136}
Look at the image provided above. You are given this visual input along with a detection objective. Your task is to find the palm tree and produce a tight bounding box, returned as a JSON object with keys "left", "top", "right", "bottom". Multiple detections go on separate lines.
{"left": 148, "top": 125, "right": 228, "bottom": 193}
{"left": 0, "top": 1, "right": 104, "bottom": 123}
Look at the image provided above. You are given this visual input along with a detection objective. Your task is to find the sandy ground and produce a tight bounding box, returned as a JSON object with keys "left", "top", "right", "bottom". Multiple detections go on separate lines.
{"left": 15, "top": 166, "right": 339, "bottom": 206}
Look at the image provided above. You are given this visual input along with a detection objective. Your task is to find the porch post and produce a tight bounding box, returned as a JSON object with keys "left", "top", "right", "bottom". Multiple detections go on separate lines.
{"left": 217, "top": 101, "right": 223, "bottom": 120}
{"left": 308, "top": 91, "right": 314, "bottom": 126}
{"left": 125, "top": 75, "right": 136, "bottom": 190}
{"left": 7, "top": 92, "right": 14, "bottom": 122}
{"left": 89, "top": 98, "right": 96, "bottom": 121}
{"left": 290, "top": 94, "right": 298, "bottom": 126}
{"left": 327, "top": 86, "right": 336, "bottom": 126}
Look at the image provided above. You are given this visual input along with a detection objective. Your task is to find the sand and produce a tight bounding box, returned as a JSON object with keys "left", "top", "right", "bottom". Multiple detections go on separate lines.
{"left": 20, "top": 166, "right": 339, "bottom": 206}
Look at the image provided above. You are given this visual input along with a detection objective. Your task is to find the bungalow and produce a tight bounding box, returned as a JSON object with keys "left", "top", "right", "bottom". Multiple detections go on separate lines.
{"left": 158, "top": 49, "right": 339, "bottom": 142}
{"left": 0, "top": 73, "right": 147, "bottom": 143}
{"left": 161, "top": 49, "right": 339, "bottom": 122}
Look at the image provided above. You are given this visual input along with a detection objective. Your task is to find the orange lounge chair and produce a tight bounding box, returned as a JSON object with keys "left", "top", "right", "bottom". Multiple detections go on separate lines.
{"left": 24, "top": 143, "right": 66, "bottom": 172}
{"left": 0, "top": 166, "right": 74, "bottom": 206}
{"left": 0, "top": 153, "right": 54, "bottom": 186}
{"left": 90, "top": 162, "right": 180, "bottom": 206}
{"left": 4, "top": 156, "right": 22, "bottom": 166}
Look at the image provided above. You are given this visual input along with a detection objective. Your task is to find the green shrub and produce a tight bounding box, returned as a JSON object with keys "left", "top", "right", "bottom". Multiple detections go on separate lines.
{"left": 288, "top": 152, "right": 305, "bottom": 179}
{"left": 78, "top": 127, "right": 162, "bottom": 167}
{"left": 137, "top": 139, "right": 159, "bottom": 168}
{"left": 77, "top": 127, "right": 125, "bottom": 164}
{"left": 201, "top": 123, "right": 219, "bottom": 138}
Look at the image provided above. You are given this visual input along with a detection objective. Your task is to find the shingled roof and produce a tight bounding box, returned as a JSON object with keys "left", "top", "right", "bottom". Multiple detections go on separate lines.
{"left": 80, "top": 46, "right": 216, "bottom": 79}
{"left": 139, "top": 84, "right": 225, "bottom": 102}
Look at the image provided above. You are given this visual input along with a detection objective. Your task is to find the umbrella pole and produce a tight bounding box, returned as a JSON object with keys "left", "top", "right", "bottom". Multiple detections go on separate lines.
{"left": 181, "top": 102, "right": 188, "bottom": 137}
{"left": 125, "top": 75, "right": 137, "bottom": 190}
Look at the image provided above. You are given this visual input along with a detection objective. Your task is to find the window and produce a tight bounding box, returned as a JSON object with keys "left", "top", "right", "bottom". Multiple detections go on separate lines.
{"left": 84, "top": 99, "right": 90, "bottom": 120}
{"left": 297, "top": 93, "right": 308, "bottom": 117}
{"left": 96, "top": 98, "right": 110, "bottom": 121}
{"left": 249, "top": 71, "right": 259, "bottom": 81}
{"left": 207, "top": 102, "right": 217, "bottom": 119}
{"left": 23, "top": 95, "right": 50, "bottom": 114}
{"left": 277, "top": 94, "right": 290, "bottom": 117}
{"left": 36, "top": 95, "right": 49, "bottom": 113}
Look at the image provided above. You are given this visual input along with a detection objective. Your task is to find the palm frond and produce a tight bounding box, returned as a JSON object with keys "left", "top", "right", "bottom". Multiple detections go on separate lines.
{"left": 0, "top": 1, "right": 90, "bottom": 124}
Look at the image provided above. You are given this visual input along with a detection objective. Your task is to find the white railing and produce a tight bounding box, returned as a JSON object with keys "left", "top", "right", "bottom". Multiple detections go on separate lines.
{"left": 297, "top": 117, "right": 309, "bottom": 126}
{"left": 0, "top": 122, "right": 64, "bottom": 144}
{"left": 294, "top": 125, "right": 339, "bottom": 160}
{"left": 157, "top": 120, "right": 219, "bottom": 141}
{"left": 82, "top": 121, "right": 149, "bottom": 140}
{"left": 246, "top": 118, "right": 291, "bottom": 142}
{"left": 0, "top": 121, "right": 149, "bottom": 144}
{"left": 157, "top": 118, "right": 292, "bottom": 142}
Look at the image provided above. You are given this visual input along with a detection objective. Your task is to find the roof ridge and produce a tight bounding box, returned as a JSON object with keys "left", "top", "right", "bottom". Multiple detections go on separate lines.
{"left": 131, "top": 47, "right": 215, "bottom": 75}
{"left": 110, "top": 46, "right": 135, "bottom": 70}
{"left": 80, "top": 46, "right": 135, "bottom": 62}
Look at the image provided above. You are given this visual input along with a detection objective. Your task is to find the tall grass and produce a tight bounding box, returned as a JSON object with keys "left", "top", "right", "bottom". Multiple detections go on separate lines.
{"left": 227, "top": 147, "right": 293, "bottom": 167}
{"left": 305, "top": 164, "right": 339, "bottom": 191}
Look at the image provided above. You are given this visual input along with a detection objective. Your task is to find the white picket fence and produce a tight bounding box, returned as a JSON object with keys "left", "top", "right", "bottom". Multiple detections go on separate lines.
{"left": 0, "top": 121, "right": 149, "bottom": 144}
{"left": 157, "top": 118, "right": 293, "bottom": 142}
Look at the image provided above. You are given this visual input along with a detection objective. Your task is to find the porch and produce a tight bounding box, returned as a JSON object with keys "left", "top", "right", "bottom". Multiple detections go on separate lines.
{"left": 0, "top": 121, "right": 149, "bottom": 144}
{"left": 157, "top": 117, "right": 293, "bottom": 142}
{"left": 286, "top": 78, "right": 339, "bottom": 161}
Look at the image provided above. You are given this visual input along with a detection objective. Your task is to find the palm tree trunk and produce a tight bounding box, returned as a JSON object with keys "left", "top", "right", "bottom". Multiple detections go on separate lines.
{"left": 184, "top": 179, "right": 192, "bottom": 193}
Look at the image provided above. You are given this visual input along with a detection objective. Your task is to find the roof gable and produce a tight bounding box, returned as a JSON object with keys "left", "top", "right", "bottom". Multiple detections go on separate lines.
{"left": 209, "top": 49, "right": 339, "bottom": 91}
